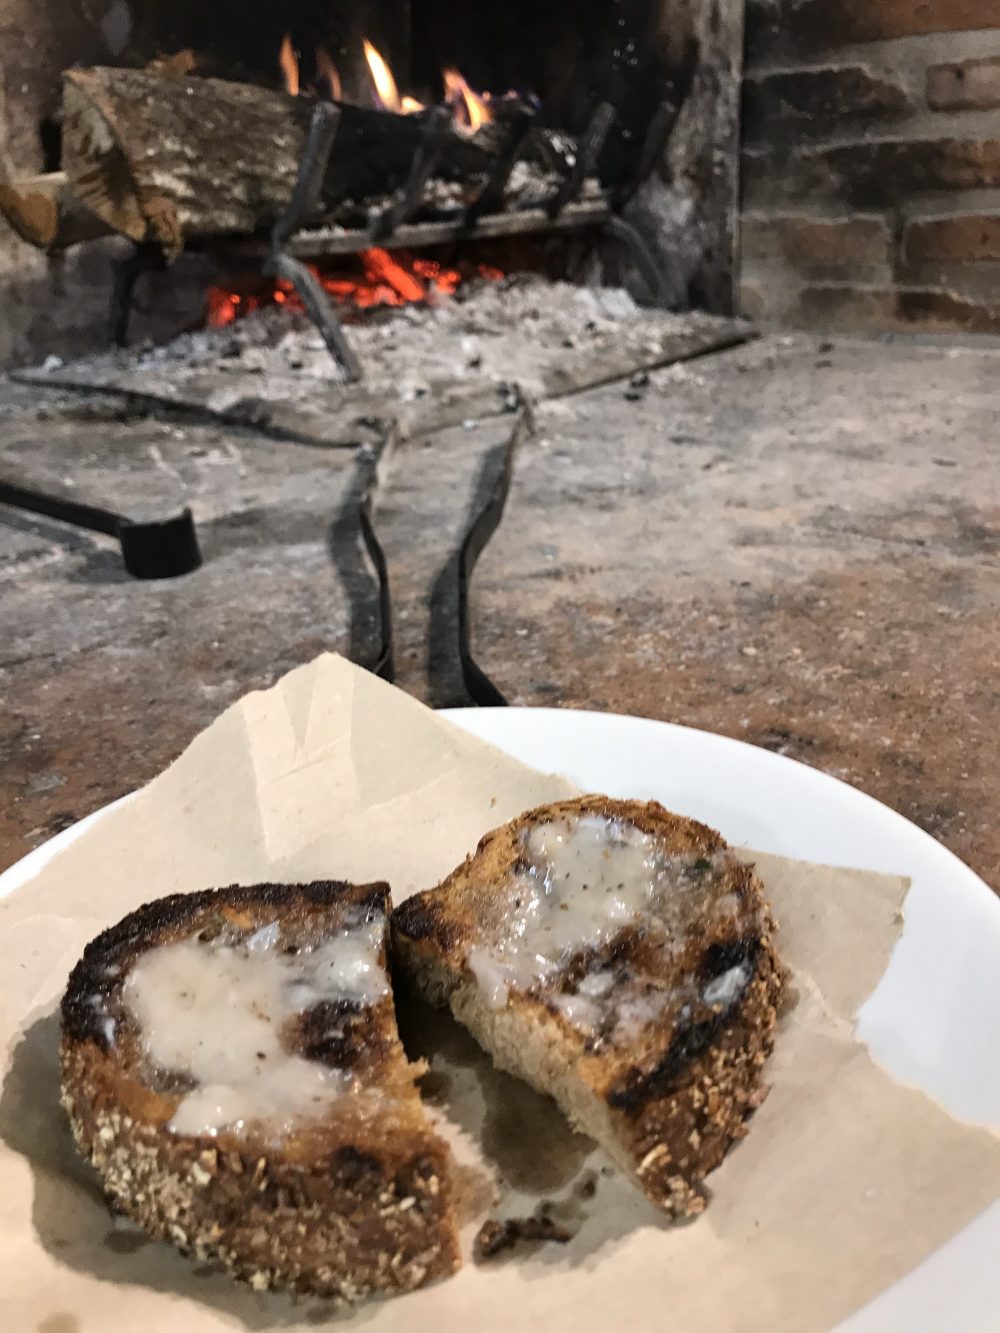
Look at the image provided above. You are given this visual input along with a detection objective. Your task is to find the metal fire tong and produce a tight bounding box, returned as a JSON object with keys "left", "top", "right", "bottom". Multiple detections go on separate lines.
{"left": 353, "top": 398, "right": 529, "bottom": 706}
{"left": 0, "top": 394, "right": 524, "bottom": 702}
{"left": 0, "top": 477, "right": 202, "bottom": 579}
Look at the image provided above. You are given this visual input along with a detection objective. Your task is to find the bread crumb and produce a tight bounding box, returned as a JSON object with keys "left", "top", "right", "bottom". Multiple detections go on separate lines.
{"left": 473, "top": 1210, "right": 574, "bottom": 1262}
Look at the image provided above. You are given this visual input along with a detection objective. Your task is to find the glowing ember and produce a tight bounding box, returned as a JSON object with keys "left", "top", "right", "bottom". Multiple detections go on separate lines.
{"left": 279, "top": 34, "right": 299, "bottom": 97}
{"left": 363, "top": 247, "right": 425, "bottom": 302}
{"left": 205, "top": 249, "right": 503, "bottom": 328}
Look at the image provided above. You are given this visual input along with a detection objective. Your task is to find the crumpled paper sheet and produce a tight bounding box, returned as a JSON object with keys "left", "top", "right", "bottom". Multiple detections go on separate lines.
{"left": 1, "top": 653, "right": 997, "bottom": 1332}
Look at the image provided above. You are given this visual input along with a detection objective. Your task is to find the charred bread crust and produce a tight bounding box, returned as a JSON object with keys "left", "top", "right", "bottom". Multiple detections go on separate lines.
{"left": 62, "top": 880, "right": 390, "bottom": 1052}
{"left": 392, "top": 796, "right": 783, "bottom": 1218}
{"left": 60, "top": 881, "right": 460, "bottom": 1300}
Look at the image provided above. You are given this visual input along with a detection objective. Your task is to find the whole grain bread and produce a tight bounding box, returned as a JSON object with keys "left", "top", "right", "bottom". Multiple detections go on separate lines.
{"left": 392, "top": 796, "right": 783, "bottom": 1217}
{"left": 60, "top": 880, "right": 460, "bottom": 1300}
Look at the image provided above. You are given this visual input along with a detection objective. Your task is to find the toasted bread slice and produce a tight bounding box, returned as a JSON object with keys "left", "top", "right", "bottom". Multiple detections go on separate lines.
{"left": 392, "top": 797, "right": 782, "bottom": 1217}
{"left": 60, "top": 881, "right": 460, "bottom": 1300}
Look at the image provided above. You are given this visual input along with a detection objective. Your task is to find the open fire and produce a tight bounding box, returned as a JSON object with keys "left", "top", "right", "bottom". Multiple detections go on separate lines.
{"left": 0, "top": 0, "right": 739, "bottom": 382}
{"left": 0, "top": 8, "right": 695, "bottom": 370}
{"left": 202, "top": 37, "right": 515, "bottom": 329}
{"left": 361, "top": 40, "right": 424, "bottom": 117}
{"left": 279, "top": 35, "right": 501, "bottom": 133}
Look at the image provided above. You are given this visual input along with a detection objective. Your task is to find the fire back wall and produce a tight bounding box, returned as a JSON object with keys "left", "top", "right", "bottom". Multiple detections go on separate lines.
{"left": 741, "top": 1, "right": 1000, "bottom": 334}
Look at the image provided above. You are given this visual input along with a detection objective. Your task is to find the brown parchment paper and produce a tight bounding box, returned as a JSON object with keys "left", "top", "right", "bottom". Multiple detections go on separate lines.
{"left": 1, "top": 653, "right": 998, "bottom": 1333}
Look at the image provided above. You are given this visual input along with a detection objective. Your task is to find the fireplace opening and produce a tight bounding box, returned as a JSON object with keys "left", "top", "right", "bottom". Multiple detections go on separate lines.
{"left": 0, "top": 1, "right": 741, "bottom": 371}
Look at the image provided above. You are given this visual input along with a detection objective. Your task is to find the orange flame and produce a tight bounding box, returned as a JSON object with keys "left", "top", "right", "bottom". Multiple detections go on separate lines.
{"left": 279, "top": 34, "right": 299, "bottom": 97}
{"left": 363, "top": 39, "right": 423, "bottom": 115}
{"left": 364, "top": 39, "right": 400, "bottom": 111}
{"left": 315, "top": 46, "right": 342, "bottom": 101}
{"left": 442, "top": 68, "right": 492, "bottom": 132}
{"left": 280, "top": 33, "right": 504, "bottom": 133}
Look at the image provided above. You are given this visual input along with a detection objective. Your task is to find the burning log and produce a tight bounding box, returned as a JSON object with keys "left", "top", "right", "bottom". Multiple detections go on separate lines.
{"left": 0, "top": 171, "right": 110, "bottom": 250}
{"left": 60, "top": 67, "right": 513, "bottom": 257}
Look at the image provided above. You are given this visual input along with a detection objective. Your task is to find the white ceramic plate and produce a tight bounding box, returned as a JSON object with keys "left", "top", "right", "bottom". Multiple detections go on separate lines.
{"left": 3, "top": 707, "right": 998, "bottom": 1331}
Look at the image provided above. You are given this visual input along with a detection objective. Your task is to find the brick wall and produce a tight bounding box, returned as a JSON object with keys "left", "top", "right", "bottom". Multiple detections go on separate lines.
{"left": 741, "top": 1, "right": 1000, "bottom": 333}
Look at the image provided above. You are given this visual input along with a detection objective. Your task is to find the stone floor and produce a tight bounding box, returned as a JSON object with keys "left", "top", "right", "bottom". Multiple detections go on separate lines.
{"left": 2, "top": 330, "right": 998, "bottom": 894}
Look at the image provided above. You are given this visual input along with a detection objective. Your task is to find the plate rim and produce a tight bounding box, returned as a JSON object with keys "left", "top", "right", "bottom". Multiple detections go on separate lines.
{"left": 4, "top": 702, "right": 997, "bottom": 911}
{"left": 443, "top": 704, "right": 999, "bottom": 907}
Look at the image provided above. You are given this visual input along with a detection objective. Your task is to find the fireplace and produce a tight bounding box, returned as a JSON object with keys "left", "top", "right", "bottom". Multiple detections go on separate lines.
{"left": 0, "top": 0, "right": 742, "bottom": 369}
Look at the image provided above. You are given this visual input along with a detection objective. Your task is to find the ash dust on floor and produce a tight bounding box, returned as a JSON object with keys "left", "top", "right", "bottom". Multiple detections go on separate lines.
{"left": 3, "top": 329, "right": 998, "bottom": 898}
{"left": 474, "top": 334, "right": 1000, "bottom": 892}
